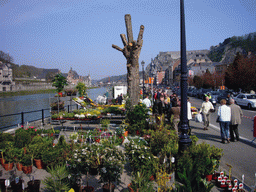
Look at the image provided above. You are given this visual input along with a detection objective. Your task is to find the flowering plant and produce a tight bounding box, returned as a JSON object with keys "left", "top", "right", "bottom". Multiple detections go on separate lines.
{"left": 125, "top": 138, "right": 158, "bottom": 176}
{"left": 99, "top": 147, "right": 125, "bottom": 186}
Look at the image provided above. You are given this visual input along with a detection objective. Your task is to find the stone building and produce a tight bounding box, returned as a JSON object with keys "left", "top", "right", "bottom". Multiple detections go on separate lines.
{"left": 0, "top": 61, "right": 15, "bottom": 91}
{"left": 66, "top": 67, "right": 91, "bottom": 87}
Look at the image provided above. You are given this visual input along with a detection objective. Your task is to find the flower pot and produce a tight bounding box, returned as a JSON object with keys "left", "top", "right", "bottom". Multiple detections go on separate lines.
{"left": 82, "top": 186, "right": 94, "bottom": 192}
{"left": 0, "top": 158, "right": 5, "bottom": 166}
{"left": 16, "top": 162, "right": 23, "bottom": 171}
{"left": 27, "top": 180, "right": 40, "bottom": 192}
{"left": 95, "top": 138, "right": 100, "bottom": 143}
{"left": 213, "top": 172, "right": 220, "bottom": 181}
{"left": 11, "top": 180, "right": 23, "bottom": 191}
{"left": 205, "top": 174, "right": 213, "bottom": 181}
{"left": 3, "top": 162, "right": 14, "bottom": 171}
{"left": 89, "top": 167, "right": 98, "bottom": 175}
{"left": 0, "top": 179, "right": 6, "bottom": 192}
{"left": 22, "top": 165, "right": 32, "bottom": 174}
{"left": 102, "top": 183, "right": 115, "bottom": 192}
{"left": 34, "top": 159, "right": 44, "bottom": 169}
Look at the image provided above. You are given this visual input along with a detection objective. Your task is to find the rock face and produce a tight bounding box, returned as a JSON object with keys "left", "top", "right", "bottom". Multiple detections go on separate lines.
{"left": 208, "top": 32, "right": 256, "bottom": 65}
{"left": 220, "top": 45, "right": 245, "bottom": 65}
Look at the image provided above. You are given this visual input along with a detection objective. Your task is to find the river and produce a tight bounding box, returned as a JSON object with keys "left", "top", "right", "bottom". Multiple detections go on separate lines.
{"left": 0, "top": 87, "right": 107, "bottom": 131}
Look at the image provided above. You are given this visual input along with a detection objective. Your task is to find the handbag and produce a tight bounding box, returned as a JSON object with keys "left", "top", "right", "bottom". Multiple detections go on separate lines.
{"left": 216, "top": 116, "right": 220, "bottom": 122}
{"left": 195, "top": 113, "right": 203, "bottom": 123}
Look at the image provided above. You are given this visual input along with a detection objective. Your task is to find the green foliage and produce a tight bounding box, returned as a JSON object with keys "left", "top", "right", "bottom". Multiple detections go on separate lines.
{"left": 125, "top": 138, "right": 157, "bottom": 176}
{"left": 126, "top": 103, "right": 149, "bottom": 135}
{"left": 0, "top": 133, "right": 14, "bottom": 142}
{"left": 176, "top": 142, "right": 223, "bottom": 191}
{"left": 52, "top": 74, "right": 68, "bottom": 93}
{"left": 129, "top": 171, "right": 154, "bottom": 192}
{"left": 102, "top": 106, "right": 123, "bottom": 115}
{"left": 21, "top": 154, "right": 32, "bottom": 166}
{"left": 14, "top": 128, "right": 31, "bottom": 148}
{"left": 42, "top": 164, "right": 70, "bottom": 192}
{"left": 76, "top": 82, "right": 87, "bottom": 97}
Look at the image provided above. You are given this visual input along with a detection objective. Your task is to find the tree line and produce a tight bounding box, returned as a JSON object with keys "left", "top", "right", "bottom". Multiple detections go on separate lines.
{"left": 189, "top": 52, "right": 256, "bottom": 92}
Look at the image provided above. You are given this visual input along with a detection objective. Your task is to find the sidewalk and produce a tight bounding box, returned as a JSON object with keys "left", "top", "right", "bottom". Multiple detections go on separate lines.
{"left": 189, "top": 119, "right": 255, "bottom": 192}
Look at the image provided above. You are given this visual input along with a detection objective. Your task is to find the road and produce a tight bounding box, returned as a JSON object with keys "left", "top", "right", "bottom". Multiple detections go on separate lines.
{"left": 189, "top": 97, "right": 256, "bottom": 190}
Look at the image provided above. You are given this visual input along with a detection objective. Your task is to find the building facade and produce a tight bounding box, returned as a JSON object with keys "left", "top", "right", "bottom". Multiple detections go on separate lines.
{"left": 0, "top": 61, "right": 15, "bottom": 91}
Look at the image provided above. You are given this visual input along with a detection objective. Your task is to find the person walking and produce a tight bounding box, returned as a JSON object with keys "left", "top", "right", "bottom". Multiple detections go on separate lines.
{"left": 142, "top": 94, "right": 151, "bottom": 108}
{"left": 229, "top": 99, "right": 243, "bottom": 142}
{"left": 217, "top": 99, "right": 231, "bottom": 144}
{"left": 187, "top": 97, "right": 192, "bottom": 135}
{"left": 199, "top": 96, "right": 214, "bottom": 130}
{"left": 153, "top": 95, "right": 166, "bottom": 124}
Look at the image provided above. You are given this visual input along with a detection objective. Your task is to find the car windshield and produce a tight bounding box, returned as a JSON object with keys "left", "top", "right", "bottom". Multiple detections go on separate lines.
{"left": 247, "top": 95, "right": 256, "bottom": 99}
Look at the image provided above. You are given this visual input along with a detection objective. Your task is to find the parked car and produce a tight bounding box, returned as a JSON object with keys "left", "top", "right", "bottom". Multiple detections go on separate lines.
{"left": 217, "top": 91, "right": 234, "bottom": 104}
{"left": 234, "top": 94, "right": 256, "bottom": 109}
{"left": 209, "top": 91, "right": 221, "bottom": 108}
{"left": 197, "top": 88, "right": 212, "bottom": 100}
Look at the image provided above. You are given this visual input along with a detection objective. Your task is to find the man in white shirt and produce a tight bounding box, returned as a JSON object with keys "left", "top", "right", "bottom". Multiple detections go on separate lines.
{"left": 200, "top": 96, "right": 214, "bottom": 130}
{"left": 142, "top": 94, "right": 151, "bottom": 108}
{"left": 217, "top": 99, "right": 231, "bottom": 144}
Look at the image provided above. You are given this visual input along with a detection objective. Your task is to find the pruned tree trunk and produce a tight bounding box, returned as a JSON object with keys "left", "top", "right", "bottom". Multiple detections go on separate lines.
{"left": 112, "top": 14, "right": 144, "bottom": 106}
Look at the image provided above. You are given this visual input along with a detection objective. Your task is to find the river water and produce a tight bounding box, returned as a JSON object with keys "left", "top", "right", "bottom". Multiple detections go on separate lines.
{"left": 0, "top": 87, "right": 107, "bottom": 131}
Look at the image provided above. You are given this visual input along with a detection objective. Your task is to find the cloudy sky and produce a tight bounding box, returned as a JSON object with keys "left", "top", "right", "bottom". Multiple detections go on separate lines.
{"left": 1, "top": 0, "right": 255, "bottom": 80}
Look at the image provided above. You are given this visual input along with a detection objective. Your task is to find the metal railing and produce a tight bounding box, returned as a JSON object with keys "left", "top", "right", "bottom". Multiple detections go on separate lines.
{"left": 0, "top": 104, "right": 79, "bottom": 131}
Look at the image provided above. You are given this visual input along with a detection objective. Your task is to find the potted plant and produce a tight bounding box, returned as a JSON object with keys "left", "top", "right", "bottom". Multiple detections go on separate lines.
{"left": 43, "top": 164, "right": 70, "bottom": 192}
{"left": 2, "top": 147, "right": 15, "bottom": 171}
{"left": 101, "top": 119, "right": 110, "bottom": 131}
{"left": 21, "top": 153, "right": 33, "bottom": 174}
{"left": 128, "top": 171, "right": 154, "bottom": 192}
{"left": 98, "top": 147, "right": 125, "bottom": 192}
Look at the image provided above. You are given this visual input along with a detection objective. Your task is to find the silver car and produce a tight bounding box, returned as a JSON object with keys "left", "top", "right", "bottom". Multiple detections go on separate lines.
{"left": 234, "top": 94, "right": 256, "bottom": 109}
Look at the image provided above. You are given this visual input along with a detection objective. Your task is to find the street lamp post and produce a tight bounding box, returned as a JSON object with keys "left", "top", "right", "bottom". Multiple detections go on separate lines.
{"left": 179, "top": 0, "right": 192, "bottom": 152}
{"left": 141, "top": 60, "right": 145, "bottom": 99}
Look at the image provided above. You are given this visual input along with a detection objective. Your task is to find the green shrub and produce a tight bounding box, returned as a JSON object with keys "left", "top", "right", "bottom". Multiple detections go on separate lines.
{"left": 14, "top": 129, "right": 31, "bottom": 148}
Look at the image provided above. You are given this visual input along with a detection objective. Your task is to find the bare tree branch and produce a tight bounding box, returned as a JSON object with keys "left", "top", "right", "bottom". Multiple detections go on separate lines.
{"left": 120, "top": 34, "right": 128, "bottom": 47}
{"left": 112, "top": 44, "right": 123, "bottom": 52}
{"left": 125, "top": 14, "right": 133, "bottom": 43}
{"left": 137, "top": 25, "right": 144, "bottom": 47}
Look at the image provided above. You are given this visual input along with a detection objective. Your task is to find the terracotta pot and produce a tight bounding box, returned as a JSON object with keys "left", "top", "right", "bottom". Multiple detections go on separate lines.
{"left": 102, "top": 183, "right": 115, "bottom": 192}
{"left": 0, "top": 158, "right": 5, "bottom": 167}
{"left": 95, "top": 138, "right": 100, "bottom": 143}
{"left": 205, "top": 174, "right": 213, "bottom": 181}
{"left": 34, "top": 159, "right": 44, "bottom": 169}
{"left": 16, "top": 162, "right": 23, "bottom": 171}
{"left": 22, "top": 165, "right": 32, "bottom": 174}
{"left": 82, "top": 186, "right": 94, "bottom": 192}
{"left": 3, "top": 162, "right": 14, "bottom": 171}
{"left": 27, "top": 180, "right": 41, "bottom": 192}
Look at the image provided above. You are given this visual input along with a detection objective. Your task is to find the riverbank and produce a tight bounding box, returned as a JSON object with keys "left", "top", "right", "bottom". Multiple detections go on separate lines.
{"left": 0, "top": 87, "right": 100, "bottom": 97}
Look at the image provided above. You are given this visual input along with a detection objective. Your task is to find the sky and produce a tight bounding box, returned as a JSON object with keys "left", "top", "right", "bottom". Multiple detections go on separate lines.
{"left": 1, "top": 0, "right": 256, "bottom": 80}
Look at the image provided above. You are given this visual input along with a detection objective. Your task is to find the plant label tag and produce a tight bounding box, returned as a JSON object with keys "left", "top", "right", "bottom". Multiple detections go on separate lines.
{"left": 15, "top": 177, "right": 19, "bottom": 184}
{"left": 5, "top": 179, "right": 10, "bottom": 187}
